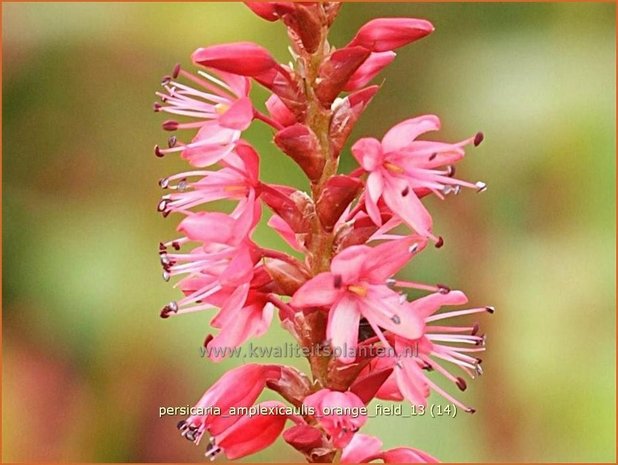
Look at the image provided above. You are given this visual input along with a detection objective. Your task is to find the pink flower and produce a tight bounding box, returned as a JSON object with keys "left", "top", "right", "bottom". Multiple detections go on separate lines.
{"left": 178, "top": 364, "right": 280, "bottom": 440}
{"left": 367, "top": 290, "right": 492, "bottom": 413}
{"left": 159, "top": 196, "right": 261, "bottom": 318}
{"left": 352, "top": 114, "right": 485, "bottom": 241}
{"left": 383, "top": 447, "right": 439, "bottom": 463}
{"left": 348, "top": 17, "right": 434, "bottom": 52}
{"left": 304, "top": 389, "right": 367, "bottom": 448}
{"left": 157, "top": 141, "right": 260, "bottom": 216}
{"left": 204, "top": 400, "right": 289, "bottom": 460}
{"left": 192, "top": 42, "right": 277, "bottom": 76}
{"left": 154, "top": 66, "right": 253, "bottom": 167}
{"left": 292, "top": 238, "right": 427, "bottom": 363}
{"left": 341, "top": 433, "right": 383, "bottom": 463}
{"left": 341, "top": 433, "right": 438, "bottom": 463}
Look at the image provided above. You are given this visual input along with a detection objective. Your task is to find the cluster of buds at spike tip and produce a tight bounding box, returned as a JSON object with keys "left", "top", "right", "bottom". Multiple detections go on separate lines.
{"left": 154, "top": 2, "right": 492, "bottom": 462}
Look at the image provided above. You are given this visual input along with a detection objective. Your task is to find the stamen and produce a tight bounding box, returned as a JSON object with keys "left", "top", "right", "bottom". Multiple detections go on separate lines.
{"left": 435, "top": 236, "right": 444, "bottom": 248}
{"left": 172, "top": 63, "right": 181, "bottom": 79}
{"left": 333, "top": 274, "right": 343, "bottom": 289}
{"left": 474, "top": 132, "right": 484, "bottom": 146}
{"left": 154, "top": 145, "right": 165, "bottom": 158}
{"left": 475, "top": 181, "right": 487, "bottom": 193}
{"left": 163, "top": 120, "right": 179, "bottom": 131}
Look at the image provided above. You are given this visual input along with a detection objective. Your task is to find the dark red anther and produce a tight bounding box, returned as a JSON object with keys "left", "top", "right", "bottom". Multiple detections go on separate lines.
{"left": 471, "top": 323, "right": 480, "bottom": 335}
{"left": 154, "top": 145, "right": 164, "bottom": 158}
{"left": 429, "top": 152, "right": 437, "bottom": 161}
{"left": 446, "top": 165, "right": 455, "bottom": 177}
{"left": 474, "top": 131, "right": 484, "bottom": 147}
{"left": 160, "top": 308, "right": 171, "bottom": 319}
{"left": 455, "top": 377, "right": 467, "bottom": 391}
{"left": 401, "top": 186, "right": 410, "bottom": 197}
{"left": 161, "top": 75, "right": 172, "bottom": 85}
{"left": 162, "top": 120, "right": 179, "bottom": 131}
{"left": 172, "top": 63, "right": 181, "bottom": 79}
{"left": 435, "top": 236, "right": 444, "bottom": 248}
{"left": 159, "top": 242, "right": 167, "bottom": 251}
{"left": 203, "top": 334, "right": 214, "bottom": 348}
{"left": 153, "top": 102, "right": 162, "bottom": 112}
{"left": 485, "top": 306, "right": 495, "bottom": 314}
{"left": 333, "top": 274, "right": 343, "bottom": 289}
{"left": 467, "top": 408, "right": 476, "bottom": 414}
{"left": 177, "top": 420, "right": 187, "bottom": 430}
{"left": 437, "top": 283, "right": 450, "bottom": 294}
{"left": 172, "top": 241, "right": 181, "bottom": 250}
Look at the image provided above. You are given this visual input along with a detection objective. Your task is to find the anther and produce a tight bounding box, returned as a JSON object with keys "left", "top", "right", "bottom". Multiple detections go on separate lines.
{"left": 172, "top": 241, "right": 181, "bottom": 250}
{"left": 159, "top": 178, "right": 169, "bottom": 189}
{"left": 177, "top": 420, "right": 187, "bottom": 430}
{"left": 446, "top": 166, "right": 456, "bottom": 177}
{"left": 172, "top": 63, "right": 181, "bottom": 79}
{"left": 401, "top": 186, "right": 410, "bottom": 197}
{"left": 154, "top": 145, "right": 165, "bottom": 158}
{"left": 435, "top": 236, "right": 444, "bottom": 248}
{"left": 391, "top": 314, "right": 401, "bottom": 324}
{"left": 471, "top": 323, "right": 480, "bottom": 335}
{"left": 386, "top": 278, "right": 396, "bottom": 286}
{"left": 159, "top": 242, "right": 167, "bottom": 252}
{"left": 153, "top": 102, "right": 162, "bottom": 112}
{"left": 475, "top": 181, "right": 487, "bottom": 193}
{"left": 429, "top": 152, "right": 438, "bottom": 161}
{"left": 162, "top": 120, "right": 179, "bottom": 131}
{"left": 466, "top": 408, "right": 476, "bottom": 414}
{"left": 485, "top": 306, "right": 495, "bottom": 314}
{"left": 437, "top": 283, "right": 450, "bottom": 294}
{"left": 333, "top": 274, "right": 343, "bottom": 289}
{"left": 474, "top": 132, "right": 484, "bottom": 147}
{"left": 455, "top": 377, "right": 467, "bottom": 391}
{"left": 204, "top": 334, "right": 214, "bottom": 348}
{"left": 161, "top": 75, "right": 172, "bottom": 85}
{"left": 157, "top": 199, "right": 169, "bottom": 213}
{"left": 168, "top": 136, "right": 177, "bottom": 148}
{"left": 408, "top": 243, "right": 419, "bottom": 253}
{"left": 162, "top": 270, "right": 170, "bottom": 282}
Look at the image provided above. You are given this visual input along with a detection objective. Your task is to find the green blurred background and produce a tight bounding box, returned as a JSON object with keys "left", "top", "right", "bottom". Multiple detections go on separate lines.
{"left": 2, "top": 2, "right": 615, "bottom": 462}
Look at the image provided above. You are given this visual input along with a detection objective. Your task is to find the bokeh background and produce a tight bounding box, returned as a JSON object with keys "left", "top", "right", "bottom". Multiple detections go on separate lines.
{"left": 3, "top": 2, "right": 615, "bottom": 462}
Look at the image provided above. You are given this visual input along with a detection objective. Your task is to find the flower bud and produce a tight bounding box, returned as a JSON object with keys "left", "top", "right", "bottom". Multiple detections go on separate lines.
{"left": 266, "top": 94, "right": 297, "bottom": 127}
{"left": 282, "top": 4, "right": 324, "bottom": 53}
{"left": 330, "top": 85, "right": 379, "bottom": 156}
{"left": 316, "top": 175, "right": 363, "bottom": 232}
{"left": 192, "top": 42, "right": 276, "bottom": 76}
{"left": 315, "top": 46, "right": 371, "bottom": 105}
{"left": 349, "top": 366, "right": 394, "bottom": 404}
{"left": 274, "top": 124, "right": 324, "bottom": 182}
{"left": 283, "top": 425, "right": 325, "bottom": 456}
{"left": 263, "top": 259, "right": 308, "bottom": 296}
{"left": 348, "top": 17, "right": 434, "bottom": 52}
{"left": 344, "top": 51, "right": 396, "bottom": 91}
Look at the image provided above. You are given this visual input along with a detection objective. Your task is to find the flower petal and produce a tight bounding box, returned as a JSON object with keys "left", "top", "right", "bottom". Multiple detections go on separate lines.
{"left": 351, "top": 137, "right": 383, "bottom": 171}
{"left": 291, "top": 272, "right": 340, "bottom": 308}
{"left": 327, "top": 295, "right": 361, "bottom": 363}
{"left": 382, "top": 115, "right": 441, "bottom": 153}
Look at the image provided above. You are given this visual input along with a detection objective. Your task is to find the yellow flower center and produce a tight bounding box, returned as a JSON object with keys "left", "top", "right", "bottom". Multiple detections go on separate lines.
{"left": 215, "top": 103, "right": 230, "bottom": 115}
{"left": 384, "top": 161, "right": 405, "bottom": 174}
{"left": 348, "top": 285, "right": 368, "bottom": 298}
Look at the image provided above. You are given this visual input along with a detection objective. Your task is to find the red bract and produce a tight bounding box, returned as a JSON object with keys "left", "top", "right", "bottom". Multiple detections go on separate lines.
{"left": 154, "top": 3, "right": 491, "bottom": 462}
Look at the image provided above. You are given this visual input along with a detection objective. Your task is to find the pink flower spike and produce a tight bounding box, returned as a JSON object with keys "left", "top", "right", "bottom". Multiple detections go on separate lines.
{"left": 349, "top": 17, "right": 435, "bottom": 52}
{"left": 208, "top": 400, "right": 289, "bottom": 460}
{"left": 304, "top": 390, "right": 367, "bottom": 448}
{"left": 192, "top": 42, "right": 277, "bottom": 76}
